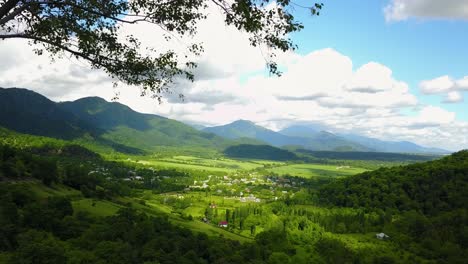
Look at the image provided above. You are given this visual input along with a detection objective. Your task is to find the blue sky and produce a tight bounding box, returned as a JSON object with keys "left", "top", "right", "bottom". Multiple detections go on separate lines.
{"left": 291, "top": 0, "right": 468, "bottom": 120}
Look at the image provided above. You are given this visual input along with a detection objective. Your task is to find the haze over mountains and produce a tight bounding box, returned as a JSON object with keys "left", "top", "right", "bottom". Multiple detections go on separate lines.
{"left": 204, "top": 120, "right": 448, "bottom": 154}
{"left": 0, "top": 87, "right": 448, "bottom": 154}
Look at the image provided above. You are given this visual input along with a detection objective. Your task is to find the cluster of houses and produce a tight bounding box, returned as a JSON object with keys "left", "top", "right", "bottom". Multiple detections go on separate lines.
{"left": 122, "top": 171, "right": 144, "bottom": 181}
{"left": 266, "top": 177, "right": 304, "bottom": 188}
{"left": 240, "top": 194, "right": 261, "bottom": 203}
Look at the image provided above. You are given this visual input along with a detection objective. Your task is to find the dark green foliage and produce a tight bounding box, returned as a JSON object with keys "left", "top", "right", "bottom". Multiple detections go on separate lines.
{"left": 319, "top": 150, "right": 468, "bottom": 214}
{"left": 0, "top": 184, "right": 310, "bottom": 264}
{"left": 319, "top": 150, "right": 468, "bottom": 263}
{"left": 0, "top": 88, "right": 96, "bottom": 140}
{"left": 14, "top": 230, "right": 67, "bottom": 264}
{"left": 315, "top": 237, "right": 357, "bottom": 264}
{"left": 31, "top": 144, "right": 101, "bottom": 159}
{"left": 224, "top": 144, "right": 298, "bottom": 161}
{"left": 0, "top": 144, "right": 59, "bottom": 185}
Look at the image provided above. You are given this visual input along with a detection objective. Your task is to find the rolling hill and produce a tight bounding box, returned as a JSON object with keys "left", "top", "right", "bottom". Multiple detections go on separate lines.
{"left": 0, "top": 87, "right": 257, "bottom": 154}
{"left": 58, "top": 96, "right": 235, "bottom": 151}
{"left": 0, "top": 88, "right": 97, "bottom": 139}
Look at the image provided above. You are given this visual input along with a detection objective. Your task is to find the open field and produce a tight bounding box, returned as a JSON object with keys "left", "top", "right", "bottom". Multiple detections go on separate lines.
{"left": 133, "top": 155, "right": 268, "bottom": 173}
{"left": 161, "top": 155, "right": 264, "bottom": 170}
{"left": 266, "top": 163, "right": 368, "bottom": 178}
{"left": 136, "top": 159, "right": 236, "bottom": 173}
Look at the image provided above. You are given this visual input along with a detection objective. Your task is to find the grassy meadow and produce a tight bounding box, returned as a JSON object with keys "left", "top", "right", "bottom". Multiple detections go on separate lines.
{"left": 266, "top": 163, "right": 368, "bottom": 178}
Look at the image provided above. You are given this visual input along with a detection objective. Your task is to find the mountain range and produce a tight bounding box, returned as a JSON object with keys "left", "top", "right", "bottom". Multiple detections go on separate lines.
{"left": 0, "top": 88, "right": 259, "bottom": 154}
{"left": 203, "top": 121, "right": 448, "bottom": 154}
{"left": 203, "top": 120, "right": 370, "bottom": 151}
{"left": 0, "top": 87, "right": 448, "bottom": 154}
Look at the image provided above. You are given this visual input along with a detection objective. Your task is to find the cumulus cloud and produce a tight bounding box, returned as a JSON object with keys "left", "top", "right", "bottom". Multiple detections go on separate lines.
{"left": 456, "top": 77, "right": 468, "bottom": 90}
{"left": 0, "top": 39, "right": 114, "bottom": 101}
{"left": 0, "top": 5, "right": 466, "bottom": 150}
{"left": 419, "top": 75, "right": 467, "bottom": 103}
{"left": 417, "top": 105, "right": 456, "bottom": 125}
{"left": 384, "top": 0, "right": 468, "bottom": 22}
{"left": 420, "top": 75, "right": 454, "bottom": 94}
{"left": 444, "top": 91, "right": 464, "bottom": 103}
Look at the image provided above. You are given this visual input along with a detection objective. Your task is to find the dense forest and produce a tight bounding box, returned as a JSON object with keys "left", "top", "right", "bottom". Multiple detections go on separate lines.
{"left": 319, "top": 151, "right": 468, "bottom": 263}
{"left": 0, "top": 144, "right": 375, "bottom": 263}
{"left": 1, "top": 140, "right": 467, "bottom": 263}
{"left": 0, "top": 186, "right": 296, "bottom": 264}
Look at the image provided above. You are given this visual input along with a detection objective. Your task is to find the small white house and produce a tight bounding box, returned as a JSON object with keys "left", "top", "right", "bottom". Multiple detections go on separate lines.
{"left": 376, "top": 233, "right": 389, "bottom": 240}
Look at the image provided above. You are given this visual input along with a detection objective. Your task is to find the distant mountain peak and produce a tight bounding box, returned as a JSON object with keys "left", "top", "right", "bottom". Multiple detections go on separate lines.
{"left": 73, "top": 96, "right": 108, "bottom": 104}
{"left": 204, "top": 121, "right": 370, "bottom": 151}
{"left": 230, "top": 119, "right": 256, "bottom": 125}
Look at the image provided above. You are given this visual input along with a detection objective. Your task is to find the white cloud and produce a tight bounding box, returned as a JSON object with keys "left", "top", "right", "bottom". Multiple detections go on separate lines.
{"left": 384, "top": 0, "right": 468, "bottom": 22}
{"left": 420, "top": 75, "right": 454, "bottom": 94}
{"left": 0, "top": 6, "right": 467, "bottom": 151}
{"left": 419, "top": 75, "right": 467, "bottom": 103}
{"left": 445, "top": 91, "right": 464, "bottom": 103}
{"left": 417, "top": 105, "right": 456, "bottom": 125}
{"left": 456, "top": 76, "right": 468, "bottom": 90}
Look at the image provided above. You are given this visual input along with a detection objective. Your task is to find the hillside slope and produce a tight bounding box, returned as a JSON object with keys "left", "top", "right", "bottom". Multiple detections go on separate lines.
{"left": 59, "top": 97, "right": 235, "bottom": 151}
{"left": 0, "top": 88, "right": 251, "bottom": 153}
{"left": 0, "top": 88, "right": 97, "bottom": 139}
{"left": 319, "top": 150, "right": 468, "bottom": 213}
{"left": 318, "top": 150, "right": 468, "bottom": 262}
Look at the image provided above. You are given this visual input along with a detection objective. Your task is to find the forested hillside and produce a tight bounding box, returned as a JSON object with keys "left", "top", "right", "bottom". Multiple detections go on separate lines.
{"left": 319, "top": 151, "right": 468, "bottom": 263}
{"left": 0, "top": 129, "right": 467, "bottom": 263}
{"left": 59, "top": 96, "right": 237, "bottom": 151}
{"left": 0, "top": 88, "right": 97, "bottom": 139}
{"left": 0, "top": 88, "right": 261, "bottom": 155}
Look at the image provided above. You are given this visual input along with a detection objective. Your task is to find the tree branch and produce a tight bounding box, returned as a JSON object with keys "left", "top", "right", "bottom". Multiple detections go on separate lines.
{"left": 0, "top": 33, "right": 103, "bottom": 66}
{"left": 0, "top": 0, "right": 21, "bottom": 20}
{"left": 0, "top": 2, "right": 28, "bottom": 25}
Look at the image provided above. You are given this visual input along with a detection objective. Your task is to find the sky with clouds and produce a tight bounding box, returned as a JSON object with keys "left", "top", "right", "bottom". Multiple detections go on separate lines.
{"left": 0, "top": 0, "right": 468, "bottom": 151}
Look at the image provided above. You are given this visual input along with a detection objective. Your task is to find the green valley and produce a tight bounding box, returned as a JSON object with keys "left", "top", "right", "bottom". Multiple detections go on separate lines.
{"left": 0, "top": 89, "right": 465, "bottom": 264}
{"left": 1, "top": 1, "right": 466, "bottom": 263}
